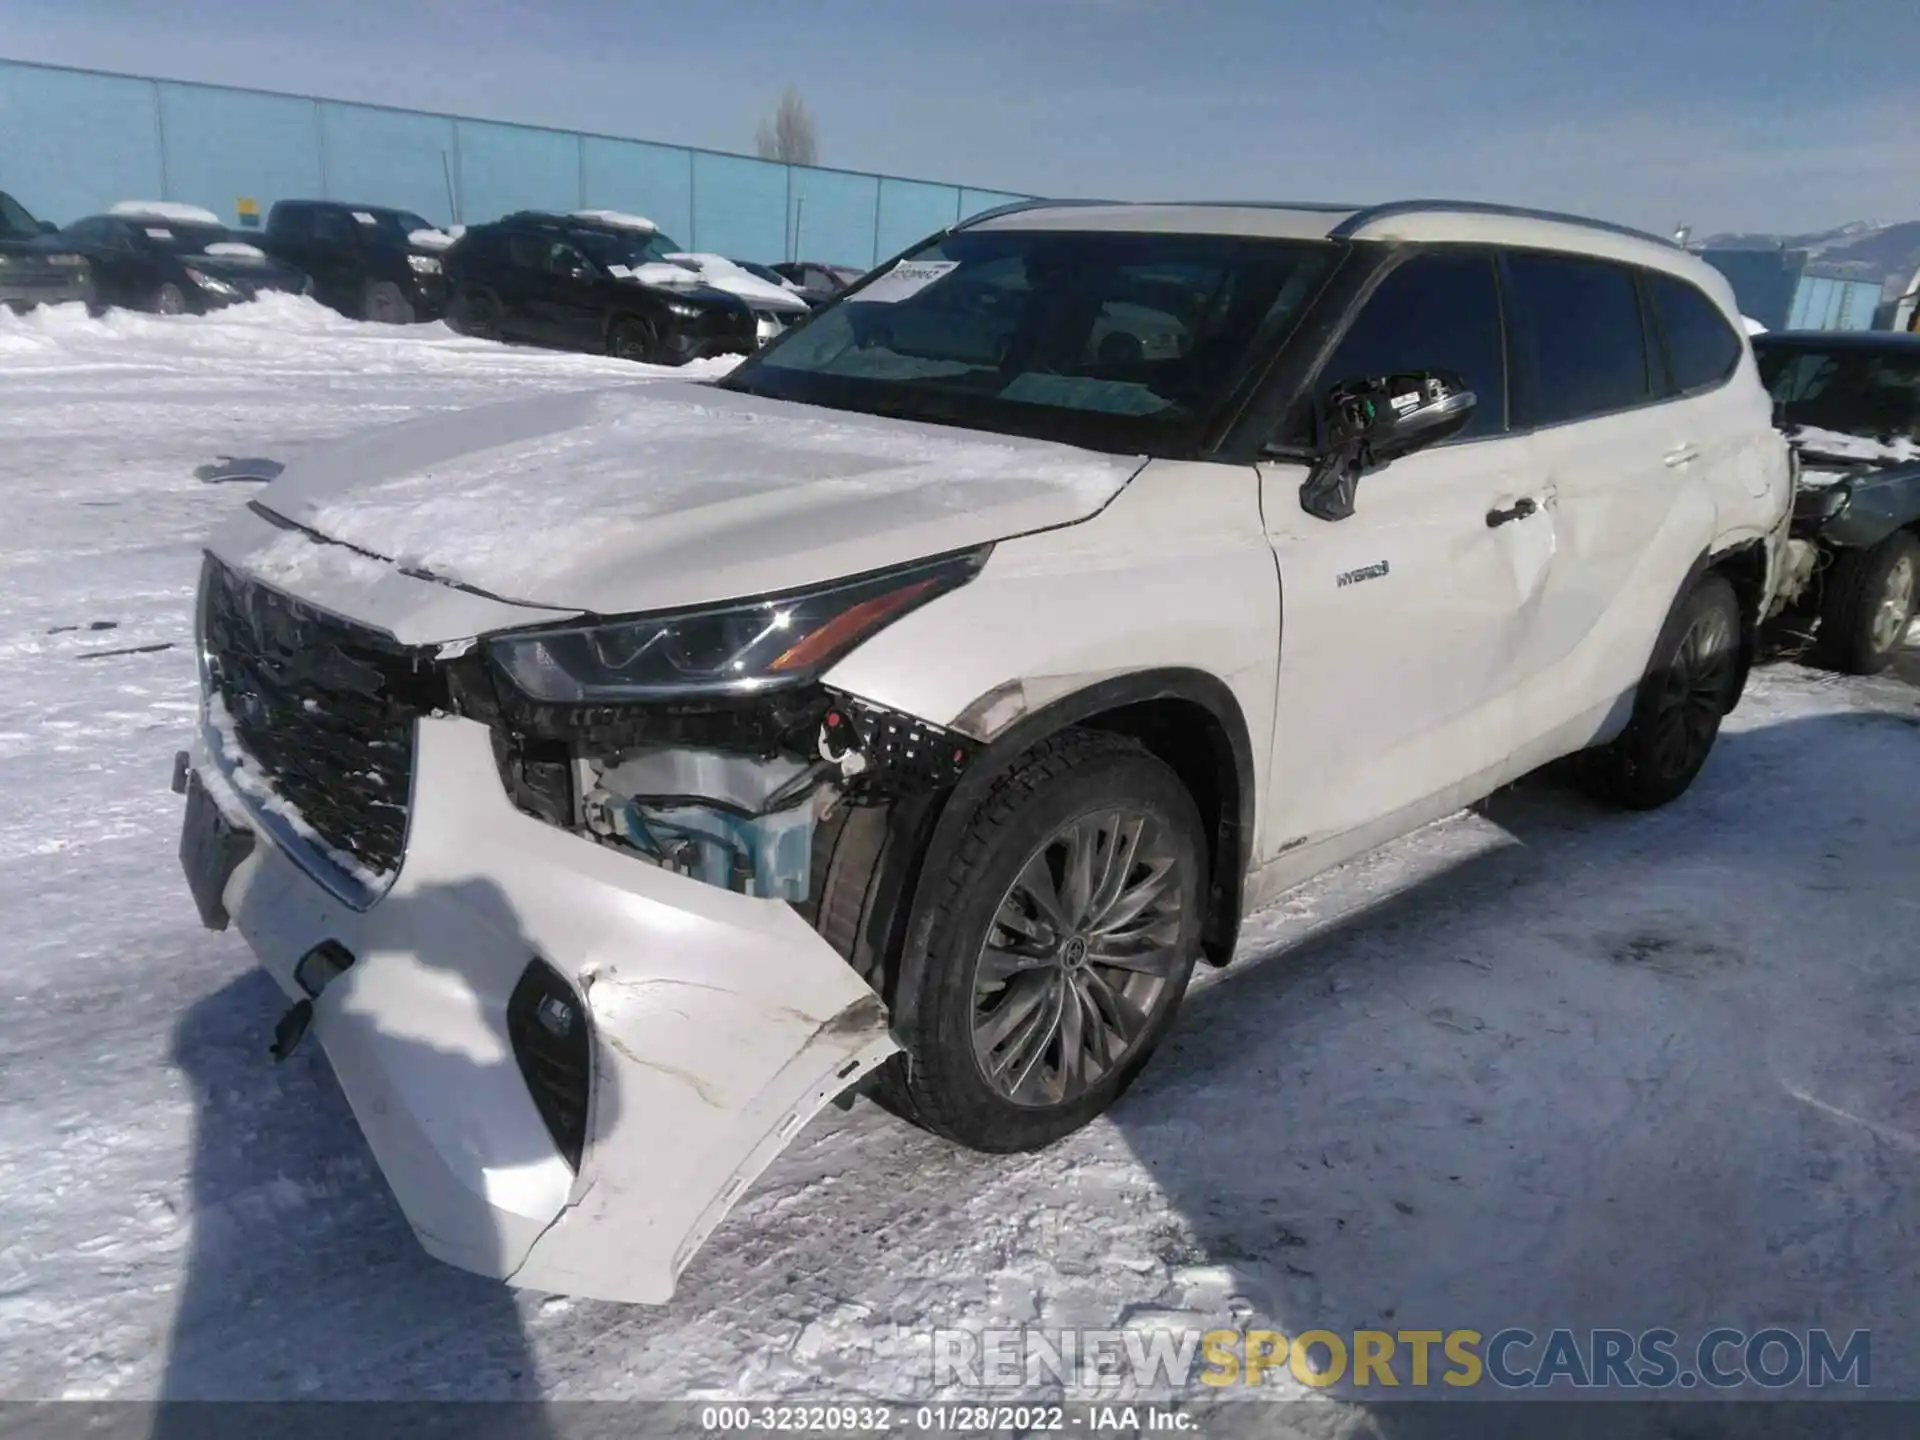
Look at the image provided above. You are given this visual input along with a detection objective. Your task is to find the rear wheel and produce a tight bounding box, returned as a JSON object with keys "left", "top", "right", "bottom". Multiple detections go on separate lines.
{"left": 607, "top": 316, "right": 662, "bottom": 364}
{"left": 1815, "top": 531, "right": 1917, "bottom": 676}
{"left": 448, "top": 289, "right": 502, "bottom": 341}
{"left": 879, "top": 730, "right": 1205, "bottom": 1152}
{"left": 1580, "top": 574, "right": 1742, "bottom": 810}
{"left": 362, "top": 280, "right": 416, "bottom": 325}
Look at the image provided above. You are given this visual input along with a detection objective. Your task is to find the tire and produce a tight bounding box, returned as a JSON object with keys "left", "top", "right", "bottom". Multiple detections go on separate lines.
{"left": 878, "top": 729, "right": 1207, "bottom": 1153}
{"left": 1813, "top": 531, "right": 1918, "bottom": 676}
{"left": 362, "top": 280, "right": 416, "bottom": 325}
{"left": 154, "top": 283, "right": 187, "bottom": 316}
{"left": 1580, "top": 574, "right": 1742, "bottom": 811}
{"left": 607, "top": 316, "right": 662, "bottom": 364}
{"left": 448, "top": 289, "right": 502, "bottom": 341}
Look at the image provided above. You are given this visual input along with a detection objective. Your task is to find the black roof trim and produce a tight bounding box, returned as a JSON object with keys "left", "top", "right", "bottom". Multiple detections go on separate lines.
{"left": 1330, "top": 199, "right": 1679, "bottom": 249}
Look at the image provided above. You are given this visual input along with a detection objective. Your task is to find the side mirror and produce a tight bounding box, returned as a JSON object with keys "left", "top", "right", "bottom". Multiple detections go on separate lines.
{"left": 39, "top": 220, "right": 58, "bottom": 235}
{"left": 1299, "top": 370, "right": 1475, "bottom": 522}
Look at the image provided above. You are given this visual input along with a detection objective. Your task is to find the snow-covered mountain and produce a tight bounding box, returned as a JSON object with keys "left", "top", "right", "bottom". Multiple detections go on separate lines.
{"left": 1699, "top": 219, "right": 1920, "bottom": 298}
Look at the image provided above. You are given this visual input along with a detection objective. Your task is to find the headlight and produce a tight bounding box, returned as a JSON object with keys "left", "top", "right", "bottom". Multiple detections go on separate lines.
{"left": 487, "top": 548, "right": 988, "bottom": 703}
{"left": 663, "top": 299, "right": 701, "bottom": 320}
{"left": 408, "top": 254, "right": 441, "bottom": 275}
{"left": 185, "top": 267, "right": 240, "bottom": 297}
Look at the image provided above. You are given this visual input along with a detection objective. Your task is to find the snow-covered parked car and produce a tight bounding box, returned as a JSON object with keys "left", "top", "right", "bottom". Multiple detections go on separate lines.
{"left": 52, "top": 202, "right": 309, "bottom": 314}
{"left": 441, "top": 210, "right": 762, "bottom": 364}
{"left": 1755, "top": 330, "right": 1920, "bottom": 673}
{"left": 173, "top": 198, "right": 1793, "bottom": 1305}
{"left": 658, "top": 251, "right": 813, "bottom": 341}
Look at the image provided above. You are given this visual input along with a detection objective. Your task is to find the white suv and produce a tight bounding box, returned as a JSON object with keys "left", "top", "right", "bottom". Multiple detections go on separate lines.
{"left": 174, "top": 199, "right": 1793, "bottom": 1304}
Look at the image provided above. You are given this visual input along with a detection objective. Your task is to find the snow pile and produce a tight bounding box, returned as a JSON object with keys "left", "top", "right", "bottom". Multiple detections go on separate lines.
{"left": 108, "top": 200, "right": 224, "bottom": 226}
{"left": 408, "top": 228, "right": 455, "bottom": 252}
{"left": 572, "top": 209, "right": 657, "bottom": 233}
{"left": 1788, "top": 423, "right": 1920, "bottom": 465}
{"left": 203, "top": 242, "right": 268, "bottom": 260}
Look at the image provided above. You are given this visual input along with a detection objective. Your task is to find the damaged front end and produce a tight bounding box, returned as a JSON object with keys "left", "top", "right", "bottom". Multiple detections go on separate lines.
{"left": 454, "top": 546, "right": 987, "bottom": 900}
{"left": 187, "top": 543, "right": 988, "bottom": 1303}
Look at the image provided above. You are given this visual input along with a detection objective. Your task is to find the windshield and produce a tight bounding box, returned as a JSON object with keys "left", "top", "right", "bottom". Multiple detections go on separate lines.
{"left": 573, "top": 227, "right": 686, "bottom": 270}
{"left": 0, "top": 191, "right": 41, "bottom": 237}
{"left": 719, "top": 229, "right": 1336, "bottom": 455}
{"left": 1757, "top": 341, "right": 1920, "bottom": 452}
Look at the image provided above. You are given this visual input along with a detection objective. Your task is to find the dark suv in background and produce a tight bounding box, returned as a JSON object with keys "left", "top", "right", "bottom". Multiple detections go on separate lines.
{"left": 260, "top": 200, "right": 450, "bottom": 323}
{"left": 441, "top": 210, "right": 757, "bottom": 365}
{"left": 56, "top": 208, "right": 309, "bottom": 314}
{"left": 0, "top": 189, "right": 94, "bottom": 312}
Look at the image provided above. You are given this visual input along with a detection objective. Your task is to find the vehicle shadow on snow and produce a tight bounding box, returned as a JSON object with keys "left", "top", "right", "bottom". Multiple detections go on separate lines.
{"left": 154, "top": 878, "right": 585, "bottom": 1439}
{"left": 1098, "top": 708, "right": 1920, "bottom": 1437}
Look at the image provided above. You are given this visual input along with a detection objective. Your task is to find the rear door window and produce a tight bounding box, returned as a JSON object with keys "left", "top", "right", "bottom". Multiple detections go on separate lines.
{"left": 1503, "top": 251, "right": 1651, "bottom": 427}
{"left": 311, "top": 209, "right": 358, "bottom": 248}
{"left": 507, "top": 234, "right": 547, "bottom": 270}
{"left": 1648, "top": 273, "right": 1744, "bottom": 394}
{"left": 1304, "top": 249, "right": 1508, "bottom": 442}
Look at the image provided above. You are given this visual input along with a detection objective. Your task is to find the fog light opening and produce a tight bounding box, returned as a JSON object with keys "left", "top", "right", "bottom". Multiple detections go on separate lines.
{"left": 294, "top": 940, "right": 356, "bottom": 998}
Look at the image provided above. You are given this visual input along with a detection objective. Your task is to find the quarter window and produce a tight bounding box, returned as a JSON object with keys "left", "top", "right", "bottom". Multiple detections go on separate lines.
{"left": 1649, "top": 273, "right": 1743, "bottom": 394}
{"left": 1504, "top": 252, "right": 1650, "bottom": 427}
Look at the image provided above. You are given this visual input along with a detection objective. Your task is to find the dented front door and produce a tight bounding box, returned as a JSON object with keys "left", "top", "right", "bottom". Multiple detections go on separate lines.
{"left": 1257, "top": 432, "right": 1552, "bottom": 857}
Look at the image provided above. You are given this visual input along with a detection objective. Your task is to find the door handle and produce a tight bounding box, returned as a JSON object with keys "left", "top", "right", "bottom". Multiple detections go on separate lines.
{"left": 1485, "top": 497, "right": 1539, "bottom": 528}
{"left": 1664, "top": 445, "right": 1700, "bottom": 468}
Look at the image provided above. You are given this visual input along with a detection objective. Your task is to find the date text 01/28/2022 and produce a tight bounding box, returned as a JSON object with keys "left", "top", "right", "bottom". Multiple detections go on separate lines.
{"left": 698, "top": 1404, "right": 1197, "bottom": 1432}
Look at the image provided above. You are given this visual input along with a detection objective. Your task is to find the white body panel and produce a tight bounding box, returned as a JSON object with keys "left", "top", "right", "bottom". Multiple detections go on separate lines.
{"left": 192, "top": 719, "right": 897, "bottom": 1306}
{"left": 822, "top": 459, "right": 1280, "bottom": 803}
{"left": 1254, "top": 440, "right": 1549, "bottom": 858}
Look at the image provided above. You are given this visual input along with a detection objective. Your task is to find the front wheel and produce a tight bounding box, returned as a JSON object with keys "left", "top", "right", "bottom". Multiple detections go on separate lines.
{"left": 1579, "top": 574, "right": 1742, "bottom": 810}
{"left": 362, "top": 280, "right": 416, "bottom": 325}
{"left": 607, "top": 316, "right": 662, "bottom": 364}
{"left": 1815, "top": 531, "right": 1917, "bottom": 675}
{"left": 447, "top": 289, "right": 502, "bottom": 341}
{"left": 880, "top": 730, "right": 1206, "bottom": 1153}
{"left": 153, "top": 283, "right": 187, "bottom": 316}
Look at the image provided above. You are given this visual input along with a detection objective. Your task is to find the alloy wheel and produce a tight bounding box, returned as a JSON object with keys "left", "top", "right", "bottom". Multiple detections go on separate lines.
{"left": 1650, "top": 607, "right": 1735, "bottom": 780}
{"left": 971, "top": 809, "right": 1186, "bottom": 1108}
{"left": 1871, "top": 552, "right": 1915, "bottom": 656}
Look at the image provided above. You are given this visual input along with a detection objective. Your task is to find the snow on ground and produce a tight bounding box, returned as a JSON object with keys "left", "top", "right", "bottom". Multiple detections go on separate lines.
{"left": 0, "top": 297, "right": 1916, "bottom": 1422}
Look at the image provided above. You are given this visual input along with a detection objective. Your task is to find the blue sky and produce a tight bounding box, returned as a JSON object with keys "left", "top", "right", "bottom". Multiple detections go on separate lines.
{"left": 2, "top": 0, "right": 1915, "bottom": 234}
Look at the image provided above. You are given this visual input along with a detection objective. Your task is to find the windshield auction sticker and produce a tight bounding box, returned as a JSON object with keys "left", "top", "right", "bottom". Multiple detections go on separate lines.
{"left": 848, "top": 260, "right": 959, "bottom": 303}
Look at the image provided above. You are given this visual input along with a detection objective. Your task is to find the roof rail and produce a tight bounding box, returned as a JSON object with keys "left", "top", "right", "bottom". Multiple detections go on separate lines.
{"left": 1155, "top": 200, "right": 1365, "bottom": 214}
{"left": 954, "top": 198, "right": 1366, "bottom": 231}
{"left": 1331, "top": 199, "right": 1678, "bottom": 249}
{"left": 951, "top": 197, "right": 1116, "bottom": 230}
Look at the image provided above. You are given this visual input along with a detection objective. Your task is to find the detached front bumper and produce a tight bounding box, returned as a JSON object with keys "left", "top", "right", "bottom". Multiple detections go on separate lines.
{"left": 181, "top": 714, "right": 899, "bottom": 1304}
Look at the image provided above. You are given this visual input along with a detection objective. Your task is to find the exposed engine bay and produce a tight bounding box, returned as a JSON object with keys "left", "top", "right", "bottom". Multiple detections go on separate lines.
{"left": 441, "top": 647, "right": 977, "bottom": 912}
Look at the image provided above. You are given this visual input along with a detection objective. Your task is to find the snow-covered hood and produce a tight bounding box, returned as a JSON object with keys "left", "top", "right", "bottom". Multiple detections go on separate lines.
{"left": 1786, "top": 424, "right": 1920, "bottom": 469}
{"left": 248, "top": 381, "right": 1144, "bottom": 617}
{"left": 613, "top": 253, "right": 809, "bottom": 314}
